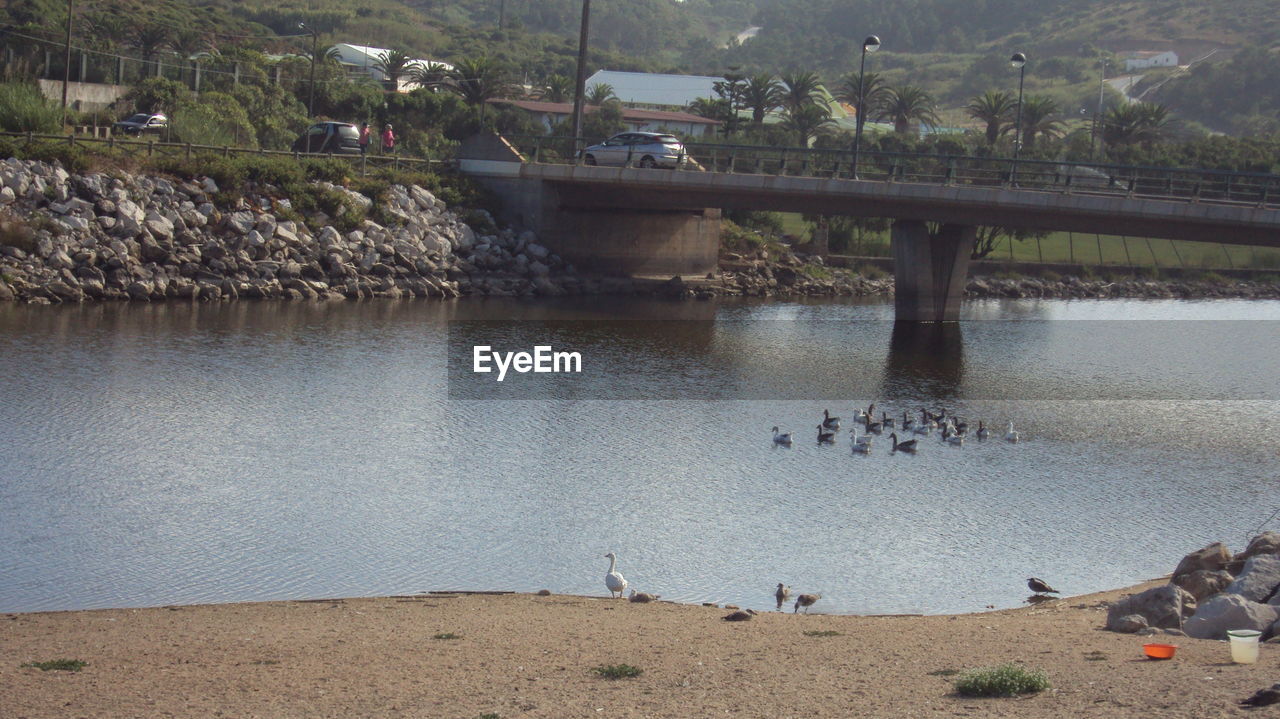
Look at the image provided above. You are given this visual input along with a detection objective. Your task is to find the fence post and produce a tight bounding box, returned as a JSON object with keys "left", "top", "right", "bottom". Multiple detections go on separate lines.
{"left": 1221, "top": 244, "right": 1234, "bottom": 269}
{"left": 147, "top": 140, "right": 153, "bottom": 157}
{"left": 185, "top": 143, "right": 191, "bottom": 160}
{"left": 223, "top": 145, "right": 229, "bottom": 158}
{"left": 1169, "top": 240, "right": 1185, "bottom": 267}
{"left": 1096, "top": 233, "right": 1105, "bottom": 264}
{"left": 777, "top": 150, "right": 787, "bottom": 175}
{"left": 1036, "top": 235, "right": 1043, "bottom": 263}
{"left": 1144, "top": 237, "right": 1159, "bottom": 267}
{"left": 1120, "top": 236, "right": 1132, "bottom": 267}
{"left": 728, "top": 148, "right": 737, "bottom": 174}
{"left": 1068, "top": 232, "right": 1074, "bottom": 265}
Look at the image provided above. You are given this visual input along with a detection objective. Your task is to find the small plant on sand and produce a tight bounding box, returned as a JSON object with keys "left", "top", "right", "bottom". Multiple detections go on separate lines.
{"left": 22, "top": 658, "right": 86, "bottom": 672}
{"left": 803, "top": 630, "right": 841, "bottom": 637}
{"left": 954, "top": 663, "right": 1049, "bottom": 697}
{"left": 593, "top": 663, "right": 643, "bottom": 679}
{"left": 1083, "top": 650, "right": 1107, "bottom": 661}
{"left": 433, "top": 632, "right": 461, "bottom": 640}
{"left": 478, "top": 714, "right": 500, "bottom": 719}
{"left": 928, "top": 668, "right": 960, "bottom": 677}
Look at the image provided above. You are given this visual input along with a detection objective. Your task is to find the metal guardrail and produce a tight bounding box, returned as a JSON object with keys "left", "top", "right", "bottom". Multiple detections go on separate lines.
{"left": 505, "top": 135, "right": 1280, "bottom": 210}
{"left": 0, "top": 131, "right": 454, "bottom": 174}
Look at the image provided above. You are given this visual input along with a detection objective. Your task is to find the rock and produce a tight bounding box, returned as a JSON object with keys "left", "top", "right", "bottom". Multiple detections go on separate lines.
{"left": 1173, "top": 569, "right": 1234, "bottom": 602}
{"left": 224, "top": 211, "right": 255, "bottom": 235}
{"left": 1227, "top": 555, "right": 1280, "bottom": 603}
{"left": 1173, "top": 542, "right": 1233, "bottom": 580}
{"left": 125, "top": 281, "right": 153, "bottom": 301}
{"left": 1184, "top": 593, "right": 1280, "bottom": 640}
{"left": 1111, "top": 614, "right": 1149, "bottom": 633}
{"left": 1, "top": 186, "right": 18, "bottom": 204}
{"left": 0, "top": 280, "right": 13, "bottom": 301}
{"left": 143, "top": 211, "right": 174, "bottom": 241}
{"left": 1106, "top": 585, "right": 1195, "bottom": 632}
{"left": 1240, "top": 532, "right": 1280, "bottom": 562}
{"left": 201, "top": 177, "right": 218, "bottom": 194}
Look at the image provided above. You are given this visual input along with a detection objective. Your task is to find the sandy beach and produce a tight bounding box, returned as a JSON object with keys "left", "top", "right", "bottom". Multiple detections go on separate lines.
{"left": 2, "top": 578, "right": 1274, "bottom": 718}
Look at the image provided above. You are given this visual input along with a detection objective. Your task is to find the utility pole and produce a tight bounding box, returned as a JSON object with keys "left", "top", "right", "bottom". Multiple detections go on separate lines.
{"left": 498, "top": 0, "right": 506, "bottom": 30}
{"left": 571, "top": 0, "right": 591, "bottom": 158}
{"left": 1091, "top": 59, "right": 1107, "bottom": 161}
{"left": 299, "top": 22, "right": 319, "bottom": 118}
{"left": 61, "top": 0, "right": 73, "bottom": 126}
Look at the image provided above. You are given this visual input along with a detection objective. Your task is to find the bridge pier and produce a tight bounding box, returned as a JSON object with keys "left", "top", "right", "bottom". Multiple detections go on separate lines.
{"left": 892, "top": 220, "right": 975, "bottom": 323}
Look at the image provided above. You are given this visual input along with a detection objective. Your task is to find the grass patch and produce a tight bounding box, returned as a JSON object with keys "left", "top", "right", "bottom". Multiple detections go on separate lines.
{"left": 433, "top": 633, "right": 461, "bottom": 640}
{"left": 592, "top": 663, "right": 643, "bottom": 679}
{"left": 22, "top": 658, "right": 86, "bottom": 672}
{"left": 954, "top": 663, "right": 1049, "bottom": 697}
{"left": 479, "top": 714, "right": 500, "bottom": 719}
{"left": 803, "top": 630, "right": 842, "bottom": 637}
{"left": 928, "top": 668, "right": 960, "bottom": 676}
{"left": 1083, "top": 651, "right": 1107, "bottom": 661}
{"left": 251, "top": 659, "right": 280, "bottom": 665}
{"left": 854, "top": 263, "right": 889, "bottom": 280}
{"left": 799, "top": 263, "right": 833, "bottom": 280}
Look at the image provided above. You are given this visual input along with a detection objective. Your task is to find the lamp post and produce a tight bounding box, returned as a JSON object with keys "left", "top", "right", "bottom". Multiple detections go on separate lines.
{"left": 299, "top": 22, "right": 319, "bottom": 118}
{"left": 61, "top": 0, "right": 73, "bottom": 126}
{"left": 850, "top": 34, "right": 880, "bottom": 180}
{"left": 1091, "top": 58, "right": 1107, "bottom": 160}
{"left": 571, "top": 0, "right": 592, "bottom": 160}
{"left": 1009, "top": 51, "right": 1027, "bottom": 183}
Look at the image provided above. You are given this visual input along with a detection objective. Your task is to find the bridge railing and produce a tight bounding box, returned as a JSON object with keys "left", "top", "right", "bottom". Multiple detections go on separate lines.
{"left": 504, "top": 135, "right": 1280, "bottom": 210}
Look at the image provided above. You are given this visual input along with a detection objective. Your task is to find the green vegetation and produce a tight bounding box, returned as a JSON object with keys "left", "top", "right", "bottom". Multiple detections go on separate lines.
{"left": 953, "top": 663, "right": 1049, "bottom": 697}
{"left": 928, "top": 668, "right": 960, "bottom": 677}
{"left": 0, "top": 83, "right": 63, "bottom": 133}
{"left": 593, "top": 663, "right": 643, "bottom": 679}
{"left": 802, "top": 630, "right": 842, "bottom": 637}
{"left": 432, "top": 633, "right": 461, "bottom": 640}
{"left": 22, "top": 658, "right": 87, "bottom": 672}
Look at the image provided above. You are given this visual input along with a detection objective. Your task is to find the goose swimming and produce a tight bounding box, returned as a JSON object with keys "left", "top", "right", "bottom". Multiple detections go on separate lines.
{"left": 901, "top": 411, "right": 914, "bottom": 430}
{"left": 604, "top": 552, "right": 628, "bottom": 598}
{"left": 976, "top": 421, "right": 990, "bottom": 440}
{"left": 817, "top": 424, "right": 836, "bottom": 443}
{"left": 850, "top": 429, "right": 873, "bottom": 453}
{"left": 821, "top": 409, "right": 841, "bottom": 431}
{"left": 881, "top": 412, "right": 895, "bottom": 429}
{"left": 890, "top": 432, "right": 917, "bottom": 453}
{"left": 941, "top": 426, "right": 965, "bottom": 446}
{"left": 772, "top": 426, "right": 793, "bottom": 445}
{"left": 1004, "top": 422, "right": 1020, "bottom": 443}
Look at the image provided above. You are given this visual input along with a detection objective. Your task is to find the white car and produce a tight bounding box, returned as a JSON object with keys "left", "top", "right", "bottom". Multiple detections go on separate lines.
{"left": 113, "top": 113, "right": 167, "bottom": 136}
{"left": 581, "top": 132, "right": 687, "bottom": 169}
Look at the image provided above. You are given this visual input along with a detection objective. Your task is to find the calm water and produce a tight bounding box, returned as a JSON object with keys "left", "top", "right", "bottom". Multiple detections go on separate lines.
{"left": 1, "top": 297, "right": 1278, "bottom": 615}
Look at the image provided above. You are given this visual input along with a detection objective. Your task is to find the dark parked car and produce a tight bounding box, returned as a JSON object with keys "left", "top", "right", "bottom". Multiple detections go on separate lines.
{"left": 291, "top": 122, "right": 362, "bottom": 155}
{"left": 580, "top": 132, "right": 688, "bottom": 169}
{"left": 113, "top": 113, "right": 167, "bottom": 136}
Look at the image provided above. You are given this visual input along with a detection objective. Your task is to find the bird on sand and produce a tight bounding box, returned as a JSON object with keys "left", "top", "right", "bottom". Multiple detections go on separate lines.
{"left": 1240, "top": 683, "right": 1280, "bottom": 708}
{"left": 723, "top": 609, "right": 757, "bottom": 622}
{"left": 604, "top": 552, "right": 628, "bottom": 598}
{"left": 1027, "top": 577, "right": 1059, "bottom": 594}
{"left": 794, "top": 593, "right": 821, "bottom": 614}
{"left": 775, "top": 583, "right": 792, "bottom": 610}
{"left": 628, "top": 589, "right": 659, "bottom": 603}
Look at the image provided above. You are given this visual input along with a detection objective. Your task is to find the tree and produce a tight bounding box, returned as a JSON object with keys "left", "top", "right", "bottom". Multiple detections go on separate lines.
{"left": 965, "top": 90, "right": 1015, "bottom": 145}
{"left": 971, "top": 226, "right": 1047, "bottom": 260}
{"left": 133, "top": 25, "right": 171, "bottom": 77}
{"left": 777, "top": 70, "right": 825, "bottom": 115}
{"left": 781, "top": 102, "right": 834, "bottom": 147}
{"left": 741, "top": 73, "right": 782, "bottom": 124}
{"left": 539, "top": 74, "right": 572, "bottom": 103}
{"left": 877, "top": 85, "right": 940, "bottom": 135}
{"left": 447, "top": 56, "right": 511, "bottom": 120}
{"left": 586, "top": 82, "right": 616, "bottom": 105}
{"left": 1103, "top": 102, "right": 1174, "bottom": 148}
{"left": 1016, "top": 95, "right": 1063, "bottom": 149}
{"left": 835, "top": 70, "right": 888, "bottom": 136}
{"left": 409, "top": 61, "right": 453, "bottom": 91}
{"left": 374, "top": 49, "right": 415, "bottom": 91}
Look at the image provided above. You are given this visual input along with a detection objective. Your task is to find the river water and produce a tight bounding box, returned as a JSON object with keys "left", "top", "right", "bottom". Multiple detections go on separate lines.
{"left": 1, "top": 297, "right": 1278, "bottom": 615}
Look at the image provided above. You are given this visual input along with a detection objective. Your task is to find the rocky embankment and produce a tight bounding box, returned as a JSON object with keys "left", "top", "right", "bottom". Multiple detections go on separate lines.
{"left": 0, "top": 158, "right": 1275, "bottom": 304}
{"left": 1105, "top": 532, "right": 1280, "bottom": 641}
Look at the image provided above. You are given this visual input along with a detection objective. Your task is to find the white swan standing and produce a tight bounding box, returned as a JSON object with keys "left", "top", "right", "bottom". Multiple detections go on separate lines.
{"left": 1005, "top": 422, "right": 1020, "bottom": 443}
{"left": 604, "top": 552, "right": 628, "bottom": 598}
{"left": 772, "top": 426, "right": 793, "bottom": 445}
{"left": 850, "top": 428, "right": 873, "bottom": 454}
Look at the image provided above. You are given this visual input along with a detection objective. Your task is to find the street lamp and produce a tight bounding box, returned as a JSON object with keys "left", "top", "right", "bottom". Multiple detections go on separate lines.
{"left": 850, "top": 34, "right": 880, "bottom": 180}
{"left": 299, "top": 22, "right": 319, "bottom": 118}
{"left": 1009, "top": 51, "right": 1026, "bottom": 183}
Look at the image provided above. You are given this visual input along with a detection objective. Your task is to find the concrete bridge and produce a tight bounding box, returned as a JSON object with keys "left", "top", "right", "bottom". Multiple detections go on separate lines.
{"left": 461, "top": 139, "right": 1280, "bottom": 321}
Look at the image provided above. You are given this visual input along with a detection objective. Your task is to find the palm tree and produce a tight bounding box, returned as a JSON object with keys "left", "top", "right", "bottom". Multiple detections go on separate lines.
{"left": 965, "top": 90, "right": 1016, "bottom": 145}
{"left": 374, "top": 49, "right": 414, "bottom": 91}
{"left": 1133, "top": 102, "right": 1173, "bottom": 144}
{"left": 740, "top": 73, "right": 782, "bottom": 124}
{"left": 1102, "top": 102, "right": 1172, "bottom": 147}
{"left": 133, "top": 25, "right": 170, "bottom": 77}
{"left": 687, "top": 97, "right": 731, "bottom": 121}
{"left": 447, "top": 56, "right": 511, "bottom": 119}
{"left": 1016, "top": 95, "right": 1063, "bottom": 149}
{"left": 877, "top": 85, "right": 940, "bottom": 135}
{"left": 835, "top": 70, "right": 888, "bottom": 135}
{"left": 586, "top": 82, "right": 616, "bottom": 105}
{"left": 777, "top": 71, "right": 825, "bottom": 115}
{"left": 781, "top": 103, "right": 834, "bottom": 147}
{"left": 539, "top": 74, "right": 573, "bottom": 103}
{"left": 409, "top": 60, "right": 452, "bottom": 91}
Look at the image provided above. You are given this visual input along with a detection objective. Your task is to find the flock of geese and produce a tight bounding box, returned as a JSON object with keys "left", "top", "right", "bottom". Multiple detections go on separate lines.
{"left": 771, "top": 404, "right": 1020, "bottom": 453}
{"left": 604, "top": 553, "right": 1061, "bottom": 615}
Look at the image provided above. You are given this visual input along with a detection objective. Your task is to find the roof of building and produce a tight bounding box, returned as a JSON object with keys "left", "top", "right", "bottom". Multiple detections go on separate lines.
{"left": 584, "top": 70, "right": 723, "bottom": 108}
{"left": 328, "top": 43, "right": 454, "bottom": 75}
{"left": 492, "top": 99, "right": 721, "bottom": 126}
{"left": 1120, "top": 50, "right": 1176, "bottom": 59}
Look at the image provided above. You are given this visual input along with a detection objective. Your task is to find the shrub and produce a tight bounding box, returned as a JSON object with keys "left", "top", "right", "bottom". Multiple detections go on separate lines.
{"left": 0, "top": 83, "right": 62, "bottom": 133}
{"left": 954, "top": 663, "right": 1049, "bottom": 697}
{"left": 592, "top": 663, "right": 643, "bottom": 679}
{"left": 0, "top": 210, "right": 35, "bottom": 251}
{"left": 855, "top": 263, "right": 889, "bottom": 280}
{"left": 170, "top": 93, "right": 256, "bottom": 149}
{"left": 22, "top": 658, "right": 86, "bottom": 672}
{"left": 18, "top": 140, "right": 89, "bottom": 174}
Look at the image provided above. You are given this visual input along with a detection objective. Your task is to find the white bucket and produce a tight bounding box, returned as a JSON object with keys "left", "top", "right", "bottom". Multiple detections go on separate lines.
{"left": 1227, "top": 629, "right": 1262, "bottom": 664}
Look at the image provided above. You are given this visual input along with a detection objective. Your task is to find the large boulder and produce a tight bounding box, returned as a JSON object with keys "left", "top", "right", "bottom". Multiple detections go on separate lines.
{"left": 1173, "top": 542, "right": 1233, "bottom": 580}
{"left": 1173, "top": 569, "right": 1234, "bottom": 601}
{"left": 1184, "top": 594, "right": 1280, "bottom": 640}
{"left": 1106, "top": 585, "right": 1195, "bottom": 632}
{"left": 1239, "top": 532, "right": 1280, "bottom": 562}
{"left": 1226, "top": 555, "right": 1280, "bottom": 603}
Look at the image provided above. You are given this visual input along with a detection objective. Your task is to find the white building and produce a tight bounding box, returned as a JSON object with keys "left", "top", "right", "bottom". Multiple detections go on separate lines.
{"left": 1121, "top": 51, "right": 1179, "bottom": 71}
{"left": 490, "top": 99, "right": 722, "bottom": 137}
{"left": 328, "top": 43, "right": 453, "bottom": 92}
{"left": 584, "top": 70, "right": 722, "bottom": 110}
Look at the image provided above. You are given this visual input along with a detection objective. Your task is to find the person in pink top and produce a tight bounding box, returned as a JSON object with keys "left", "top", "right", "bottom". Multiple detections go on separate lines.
{"left": 381, "top": 123, "right": 395, "bottom": 155}
{"left": 358, "top": 122, "right": 371, "bottom": 154}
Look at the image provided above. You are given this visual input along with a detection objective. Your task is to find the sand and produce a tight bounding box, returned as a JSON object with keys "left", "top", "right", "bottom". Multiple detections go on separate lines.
{"left": 1, "top": 579, "right": 1272, "bottom": 718}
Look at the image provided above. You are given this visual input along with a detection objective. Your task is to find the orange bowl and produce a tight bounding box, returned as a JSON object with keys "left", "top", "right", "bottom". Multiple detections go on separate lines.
{"left": 1143, "top": 643, "right": 1177, "bottom": 660}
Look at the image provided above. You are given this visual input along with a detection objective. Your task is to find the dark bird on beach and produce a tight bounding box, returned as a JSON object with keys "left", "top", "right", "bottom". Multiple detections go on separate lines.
{"left": 723, "top": 609, "right": 757, "bottom": 621}
{"left": 1027, "top": 577, "right": 1059, "bottom": 594}
{"left": 1239, "top": 683, "right": 1280, "bottom": 708}
{"left": 775, "top": 583, "right": 791, "bottom": 610}
{"left": 794, "top": 593, "right": 821, "bottom": 613}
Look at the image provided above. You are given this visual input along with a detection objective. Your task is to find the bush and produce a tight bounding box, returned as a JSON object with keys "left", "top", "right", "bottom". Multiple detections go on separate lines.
{"left": 170, "top": 93, "right": 256, "bottom": 149}
{"left": 0, "top": 83, "right": 62, "bottom": 133}
{"left": 592, "top": 664, "right": 643, "bottom": 679}
{"left": 954, "top": 663, "right": 1049, "bottom": 697}
{"left": 22, "top": 658, "right": 86, "bottom": 672}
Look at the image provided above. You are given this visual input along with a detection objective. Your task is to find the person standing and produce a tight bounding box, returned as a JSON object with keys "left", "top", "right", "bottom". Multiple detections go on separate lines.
{"left": 381, "top": 123, "right": 395, "bottom": 155}
{"left": 358, "top": 122, "right": 371, "bottom": 155}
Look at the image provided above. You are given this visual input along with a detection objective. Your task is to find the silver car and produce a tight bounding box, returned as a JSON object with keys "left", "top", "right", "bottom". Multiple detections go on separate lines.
{"left": 581, "top": 132, "right": 687, "bottom": 169}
